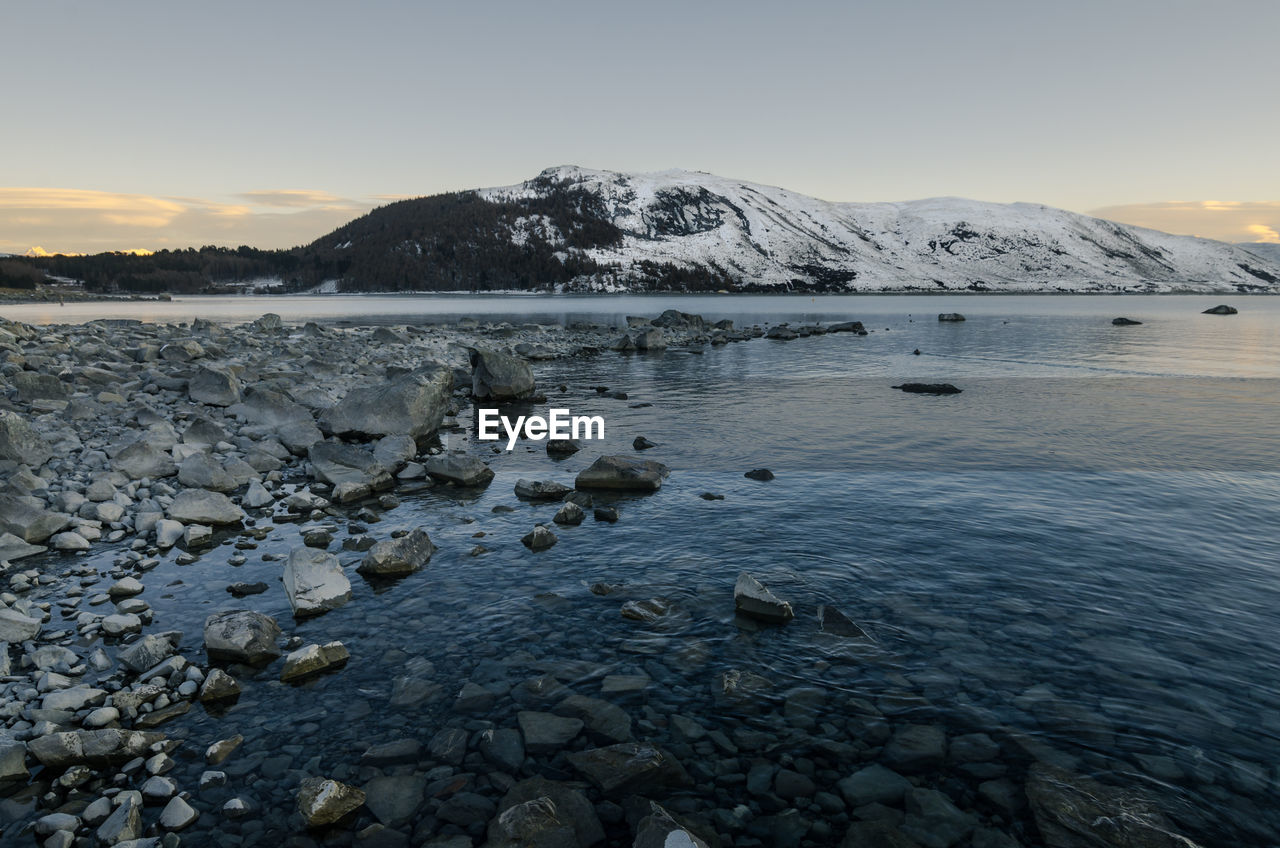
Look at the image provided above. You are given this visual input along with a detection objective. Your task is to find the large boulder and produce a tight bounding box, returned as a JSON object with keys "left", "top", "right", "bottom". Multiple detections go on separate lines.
{"left": 358, "top": 529, "right": 435, "bottom": 577}
{"left": 1025, "top": 763, "right": 1203, "bottom": 848}
{"left": 188, "top": 366, "right": 241, "bottom": 406}
{"left": 308, "top": 440, "right": 392, "bottom": 489}
{"left": 167, "top": 489, "right": 244, "bottom": 525}
{"left": 27, "top": 729, "right": 165, "bottom": 769}
{"left": 470, "top": 349, "right": 535, "bottom": 400}
{"left": 0, "top": 607, "right": 43, "bottom": 642}
{"left": 113, "top": 442, "right": 177, "bottom": 479}
{"left": 11, "top": 371, "right": 69, "bottom": 402}
{"left": 297, "top": 777, "right": 365, "bottom": 828}
{"left": 321, "top": 365, "right": 452, "bottom": 443}
{"left": 0, "top": 532, "right": 46, "bottom": 562}
{"left": 284, "top": 548, "right": 351, "bottom": 617}
{"left": 177, "top": 453, "right": 239, "bottom": 493}
{"left": 424, "top": 454, "right": 494, "bottom": 487}
{"left": 0, "top": 410, "right": 53, "bottom": 468}
{"left": 574, "top": 456, "right": 669, "bottom": 492}
{"left": 231, "top": 386, "right": 313, "bottom": 428}
{"left": 651, "top": 309, "right": 705, "bottom": 332}
{"left": 203, "top": 610, "right": 282, "bottom": 665}
{"left": 0, "top": 494, "right": 70, "bottom": 543}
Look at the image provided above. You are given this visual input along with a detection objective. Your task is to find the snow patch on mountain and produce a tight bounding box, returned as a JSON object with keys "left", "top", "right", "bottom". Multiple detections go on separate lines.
{"left": 479, "top": 166, "right": 1280, "bottom": 292}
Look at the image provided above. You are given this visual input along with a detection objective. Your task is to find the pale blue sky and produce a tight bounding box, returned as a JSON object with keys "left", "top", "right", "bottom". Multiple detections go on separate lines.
{"left": 4, "top": 0, "right": 1278, "bottom": 252}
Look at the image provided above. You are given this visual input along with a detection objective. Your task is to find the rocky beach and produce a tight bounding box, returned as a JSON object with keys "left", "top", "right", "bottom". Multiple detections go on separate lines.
{"left": 0, "top": 303, "right": 1273, "bottom": 848}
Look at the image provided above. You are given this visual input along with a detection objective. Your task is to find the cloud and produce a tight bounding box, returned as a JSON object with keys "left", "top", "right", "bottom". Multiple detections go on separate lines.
{"left": 0, "top": 187, "right": 378, "bottom": 254}
{"left": 1090, "top": 200, "right": 1280, "bottom": 244}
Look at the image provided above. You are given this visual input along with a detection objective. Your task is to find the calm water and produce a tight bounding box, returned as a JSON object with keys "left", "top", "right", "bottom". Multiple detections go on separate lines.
{"left": 7, "top": 295, "right": 1279, "bottom": 845}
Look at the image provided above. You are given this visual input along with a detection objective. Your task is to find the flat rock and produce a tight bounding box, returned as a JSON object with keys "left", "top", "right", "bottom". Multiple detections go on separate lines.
{"left": 357, "top": 528, "right": 435, "bottom": 576}
{"left": 424, "top": 454, "right": 494, "bottom": 487}
{"left": 167, "top": 489, "right": 244, "bottom": 525}
{"left": 518, "top": 711, "right": 584, "bottom": 754}
{"left": 27, "top": 729, "right": 165, "bottom": 769}
{"left": 284, "top": 547, "right": 352, "bottom": 617}
{"left": 734, "top": 573, "right": 794, "bottom": 623}
{"left": 297, "top": 777, "right": 366, "bottom": 828}
{"left": 203, "top": 610, "right": 282, "bottom": 665}
{"left": 0, "top": 494, "right": 70, "bottom": 543}
{"left": 514, "top": 478, "right": 573, "bottom": 500}
{"left": 281, "top": 641, "right": 350, "bottom": 682}
{"left": 0, "top": 607, "right": 42, "bottom": 641}
{"left": 566, "top": 742, "right": 692, "bottom": 795}
{"left": 574, "top": 455, "right": 669, "bottom": 491}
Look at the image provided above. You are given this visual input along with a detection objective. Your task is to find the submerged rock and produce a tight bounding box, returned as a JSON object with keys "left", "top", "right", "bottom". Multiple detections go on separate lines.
{"left": 489, "top": 777, "right": 604, "bottom": 847}
{"left": 1112, "top": 317, "right": 1143, "bottom": 325}
{"left": 514, "top": 479, "right": 573, "bottom": 500}
{"left": 566, "top": 742, "right": 692, "bottom": 795}
{"left": 575, "top": 455, "right": 669, "bottom": 491}
{"left": 1025, "top": 763, "right": 1203, "bottom": 848}
{"left": 734, "top": 573, "right": 795, "bottom": 624}
{"left": 635, "top": 801, "right": 714, "bottom": 848}
{"left": 818, "top": 604, "right": 870, "bottom": 638}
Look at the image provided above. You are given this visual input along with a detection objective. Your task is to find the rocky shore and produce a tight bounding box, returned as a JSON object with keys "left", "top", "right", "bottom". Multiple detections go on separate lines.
{"left": 0, "top": 309, "right": 1213, "bottom": 847}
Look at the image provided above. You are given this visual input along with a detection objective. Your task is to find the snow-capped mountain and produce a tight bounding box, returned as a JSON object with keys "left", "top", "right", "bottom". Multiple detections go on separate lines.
{"left": 1240, "top": 242, "right": 1280, "bottom": 267}
{"left": 307, "top": 166, "right": 1280, "bottom": 293}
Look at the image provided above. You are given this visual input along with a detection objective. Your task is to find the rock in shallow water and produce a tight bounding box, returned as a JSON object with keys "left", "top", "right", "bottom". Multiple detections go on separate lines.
{"left": 357, "top": 528, "right": 435, "bottom": 576}
{"left": 283, "top": 547, "right": 352, "bottom": 617}
{"left": 424, "top": 454, "right": 494, "bottom": 487}
{"left": 203, "top": 610, "right": 282, "bottom": 665}
{"left": 470, "top": 348, "right": 535, "bottom": 400}
{"left": 297, "top": 776, "right": 366, "bottom": 828}
{"left": 281, "top": 641, "right": 350, "bottom": 682}
{"left": 734, "top": 573, "right": 794, "bottom": 624}
{"left": 574, "top": 455, "right": 669, "bottom": 491}
{"left": 521, "top": 524, "right": 558, "bottom": 551}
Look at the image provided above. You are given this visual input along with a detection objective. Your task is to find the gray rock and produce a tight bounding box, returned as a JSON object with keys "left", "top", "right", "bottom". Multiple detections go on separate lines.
{"left": 296, "top": 777, "right": 365, "bottom": 827}
{"left": 574, "top": 455, "right": 669, "bottom": 491}
{"left": 113, "top": 442, "right": 177, "bottom": 479}
{"left": 818, "top": 604, "right": 870, "bottom": 638}
{"left": 154, "top": 519, "right": 184, "bottom": 549}
{"left": 734, "top": 572, "right": 794, "bottom": 624}
{"left": 203, "top": 610, "right": 282, "bottom": 665}
{"left": 27, "top": 729, "right": 164, "bottom": 769}
{"left": 321, "top": 366, "right": 452, "bottom": 443}
{"left": 0, "top": 410, "right": 53, "bottom": 468}
{"left": 167, "top": 489, "right": 244, "bottom": 525}
{"left": 0, "top": 531, "right": 46, "bottom": 562}
{"left": 0, "top": 607, "right": 42, "bottom": 641}
{"left": 308, "top": 440, "right": 392, "bottom": 489}
{"left": 0, "top": 741, "right": 30, "bottom": 782}
{"left": 12, "top": 371, "right": 69, "bottom": 401}
{"left": 0, "top": 494, "right": 70, "bottom": 543}
{"left": 97, "top": 793, "right": 142, "bottom": 845}
{"left": 521, "top": 524, "right": 557, "bottom": 551}
{"left": 280, "top": 641, "right": 350, "bottom": 682}
{"left": 553, "top": 501, "right": 584, "bottom": 525}
{"left": 177, "top": 453, "right": 238, "bottom": 492}
{"left": 50, "top": 530, "right": 91, "bottom": 551}
{"left": 158, "top": 795, "right": 199, "bottom": 830}
{"left": 938, "top": 313, "right": 966, "bottom": 322}
{"left": 357, "top": 528, "right": 435, "bottom": 576}
{"left": 514, "top": 478, "right": 573, "bottom": 500}
{"left": 470, "top": 348, "right": 535, "bottom": 400}
{"left": 188, "top": 366, "right": 240, "bottom": 406}
{"left": 232, "top": 386, "right": 313, "bottom": 428}
{"left": 372, "top": 434, "right": 417, "bottom": 470}
{"left": 840, "top": 821, "right": 924, "bottom": 848}
{"left": 428, "top": 727, "right": 468, "bottom": 765}
{"left": 198, "top": 668, "right": 241, "bottom": 701}
{"left": 423, "top": 454, "right": 494, "bottom": 487}
{"left": 633, "top": 328, "right": 666, "bottom": 350}
{"left": 283, "top": 547, "right": 351, "bottom": 617}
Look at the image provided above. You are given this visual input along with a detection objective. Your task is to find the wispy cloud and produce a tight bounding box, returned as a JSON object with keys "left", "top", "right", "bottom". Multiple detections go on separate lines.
{"left": 1090, "top": 200, "right": 1280, "bottom": 244}
{"left": 0, "top": 187, "right": 379, "bottom": 254}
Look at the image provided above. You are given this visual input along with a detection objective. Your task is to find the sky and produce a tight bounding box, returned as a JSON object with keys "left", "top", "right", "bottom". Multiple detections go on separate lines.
{"left": 3, "top": 0, "right": 1278, "bottom": 255}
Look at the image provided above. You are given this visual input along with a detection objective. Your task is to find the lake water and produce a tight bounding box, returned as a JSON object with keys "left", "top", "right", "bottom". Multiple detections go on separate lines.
{"left": 5, "top": 294, "right": 1279, "bottom": 846}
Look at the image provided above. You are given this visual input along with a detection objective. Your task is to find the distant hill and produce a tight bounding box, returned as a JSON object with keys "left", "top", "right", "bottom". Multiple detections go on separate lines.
{"left": 1239, "top": 242, "right": 1280, "bottom": 266}
{"left": 18, "top": 167, "right": 1280, "bottom": 293}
